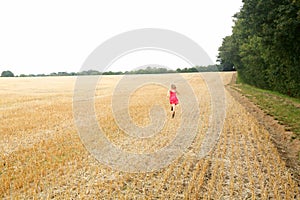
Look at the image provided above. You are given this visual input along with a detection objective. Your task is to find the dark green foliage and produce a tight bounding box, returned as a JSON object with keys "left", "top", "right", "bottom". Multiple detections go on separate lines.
{"left": 7, "top": 65, "right": 233, "bottom": 78}
{"left": 77, "top": 70, "right": 102, "bottom": 76}
{"left": 217, "top": 36, "right": 237, "bottom": 71}
{"left": 126, "top": 66, "right": 174, "bottom": 74}
{"left": 178, "top": 65, "right": 225, "bottom": 73}
{"left": 196, "top": 65, "right": 223, "bottom": 72}
{"left": 1, "top": 70, "right": 14, "bottom": 77}
{"left": 103, "top": 71, "right": 123, "bottom": 75}
{"left": 218, "top": 0, "right": 300, "bottom": 97}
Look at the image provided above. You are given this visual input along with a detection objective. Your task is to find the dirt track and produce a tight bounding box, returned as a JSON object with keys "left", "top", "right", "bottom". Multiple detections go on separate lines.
{"left": 226, "top": 73, "right": 300, "bottom": 185}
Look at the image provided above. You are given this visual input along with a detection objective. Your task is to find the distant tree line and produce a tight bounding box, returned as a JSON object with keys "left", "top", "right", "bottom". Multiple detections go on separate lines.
{"left": 1, "top": 65, "right": 233, "bottom": 77}
{"left": 218, "top": 0, "right": 300, "bottom": 97}
{"left": 1, "top": 70, "right": 14, "bottom": 77}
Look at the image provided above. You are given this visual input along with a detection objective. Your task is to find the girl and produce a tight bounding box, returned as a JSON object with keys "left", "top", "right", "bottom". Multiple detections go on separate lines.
{"left": 167, "top": 84, "right": 179, "bottom": 118}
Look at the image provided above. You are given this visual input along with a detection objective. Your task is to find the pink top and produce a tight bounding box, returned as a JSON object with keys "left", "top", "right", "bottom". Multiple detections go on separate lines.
{"left": 169, "top": 90, "right": 179, "bottom": 105}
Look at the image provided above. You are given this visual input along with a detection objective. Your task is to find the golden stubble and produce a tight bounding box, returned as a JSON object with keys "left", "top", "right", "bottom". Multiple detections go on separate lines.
{"left": 0, "top": 73, "right": 298, "bottom": 199}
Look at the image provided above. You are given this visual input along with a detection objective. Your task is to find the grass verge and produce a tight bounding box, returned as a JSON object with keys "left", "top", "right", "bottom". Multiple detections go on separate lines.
{"left": 233, "top": 83, "right": 300, "bottom": 140}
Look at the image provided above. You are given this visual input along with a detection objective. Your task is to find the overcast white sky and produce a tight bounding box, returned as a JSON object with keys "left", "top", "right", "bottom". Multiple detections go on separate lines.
{"left": 0, "top": 0, "right": 242, "bottom": 75}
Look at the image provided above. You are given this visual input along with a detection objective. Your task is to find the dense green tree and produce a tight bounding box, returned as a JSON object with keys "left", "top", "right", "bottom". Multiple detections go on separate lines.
{"left": 218, "top": 0, "right": 300, "bottom": 97}
{"left": 1, "top": 70, "right": 14, "bottom": 77}
{"left": 217, "top": 36, "right": 237, "bottom": 71}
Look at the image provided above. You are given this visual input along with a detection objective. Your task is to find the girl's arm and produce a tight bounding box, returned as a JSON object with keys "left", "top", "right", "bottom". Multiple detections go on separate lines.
{"left": 167, "top": 90, "right": 170, "bottom": 97}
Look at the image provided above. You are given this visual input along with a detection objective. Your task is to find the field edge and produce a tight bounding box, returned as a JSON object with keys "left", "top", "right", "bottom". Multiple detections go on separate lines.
{"left": 226, "top": 74, "right": 300, "bottom": 184}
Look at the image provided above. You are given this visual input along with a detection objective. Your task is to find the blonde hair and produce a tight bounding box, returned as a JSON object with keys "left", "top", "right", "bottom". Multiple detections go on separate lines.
{"left": 171, "top": 84, "right": 176, "bottom": 89}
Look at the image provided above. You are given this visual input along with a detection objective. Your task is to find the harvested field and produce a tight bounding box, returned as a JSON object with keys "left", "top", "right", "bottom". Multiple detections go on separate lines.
{"left": 0, "top": 73, "right": 298, "bottom": 199}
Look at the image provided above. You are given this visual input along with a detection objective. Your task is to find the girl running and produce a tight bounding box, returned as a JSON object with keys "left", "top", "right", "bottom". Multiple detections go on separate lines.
{"left": 167, "top": 84, "right": 179, "bottom": 118}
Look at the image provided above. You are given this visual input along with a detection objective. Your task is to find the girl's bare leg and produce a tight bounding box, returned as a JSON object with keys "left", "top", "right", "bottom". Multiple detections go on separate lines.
{"left": 171, "top": 104, "right": 175, "bottom": 118}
